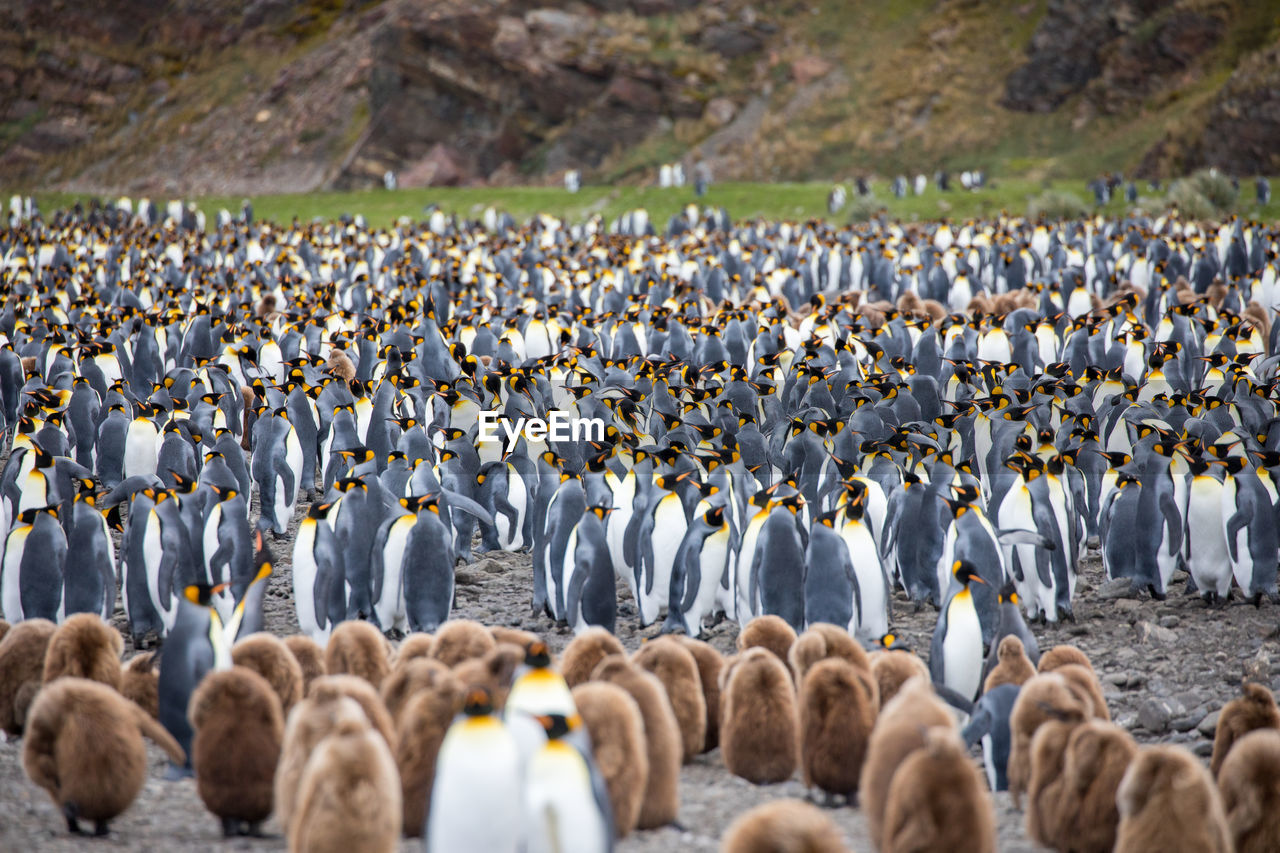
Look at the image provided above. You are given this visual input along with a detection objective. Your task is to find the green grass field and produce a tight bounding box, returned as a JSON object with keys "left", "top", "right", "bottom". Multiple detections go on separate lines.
{"left": 34, "top": 176, "right": 1278, "bottom": 229}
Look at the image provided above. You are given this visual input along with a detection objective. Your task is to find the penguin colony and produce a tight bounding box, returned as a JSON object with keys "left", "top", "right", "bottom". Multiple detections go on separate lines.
{"left": 1, "top": 196, "right": 1280, "bottom": 850}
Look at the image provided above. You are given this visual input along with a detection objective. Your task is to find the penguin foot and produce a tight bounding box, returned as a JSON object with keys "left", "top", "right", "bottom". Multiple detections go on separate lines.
{"left": 93, "top": 821, "right": 110, "bottom": 838}
{"left": 63, "top": 804, "right": 81, "bottom": 835}
{"left": 221, "top": 817, "right": 240, "bottom": 838}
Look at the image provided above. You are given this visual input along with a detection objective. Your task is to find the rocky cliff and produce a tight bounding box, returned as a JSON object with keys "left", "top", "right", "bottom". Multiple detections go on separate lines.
{"left": 0, "top": 0, "right": 1275, "bottom": 194}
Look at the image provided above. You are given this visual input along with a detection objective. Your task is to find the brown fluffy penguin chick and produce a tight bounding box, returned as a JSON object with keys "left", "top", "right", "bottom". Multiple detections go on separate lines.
{"left": 720, "top": 799, "right": 848, "bottom": 853}
{"left": 395, "top": 668, "right": 464, "bottom": 837}
{"left": 0, "top": 617, "right": 56, "bottom": 735}
{"left": 0, "top": 619, "right": 8, "bottom": 643}
{"left": 1007, "top": 672, "right": 1092, "bottom": 808}
{"left": 305, "top": 674, "right": 396, "bottom": 751}
{"left": 276, "top": 695, "right": 360, "bottom": 831}
{"left": 632, "top": 636, "right": 707, "bottom": 761}
{"left": 121, "top": 652, "right": 159, "bottom": 719}
{"left": 282, "top": 635, "right": 326, "bottom": 695}
{"left": 189, "top": 666, "right": 284, "bottom": 837}
{"left": 869, "top": 648, "right": 929, "bottom": 708}
{"left": 1209, "top": 682, "right": 1280, "bottom": 778}
{"left": 1055, "top": 662, "right": 1110, "bottom": 721}
{"left": 430, "top": 619, "right": 495, "bottom": 667}
{"left": 573, "top": 681, "right": 650, "bottom": 838}
{"left": 41, "top": 614, "right": 123, "bottom": 690}
{"left": 1037, "top": 644, "right": 1094, "bottom": 675}
{"left": 1025, "top": 718, "right": 1081, "bottom": 847}
{"left": 737, "top": 615, "right": 797, "bottom": 669}
{"left": 788, "top": 623, "right": 870, "bottom": 685}
{"left": 488, "top": 625, "right": 538, "bottom": 649}
{"left": 324, "top": 621, "right": 391, "bottom": 688}
{"left": 288, "top": 699, "right": 402, "bottom": 853}
{"left": 380, "top": 656, "right": 457, "bottom": 723}
{"left": 859, "top": 677, "right": 956, "bottom": 849}
{"left": 393, "top": 631, "right": 434, "bottom": 665}
{"left": 591, "top": 654, "right": 681, "bottom": 829}
{"left": 982, "top": 635, "right": 1035, "bottom": 694}
{"left": 23, "top": 677, "right": 185, "bottom": 836}
{"left": 560, "top": 627, "right": 624, "bottom": 688}
{"left": 881, "top": 726, "right": 996, "bottom": 853}
{"left": 1217, "top": 728, "right": 1280, "bottom": 853}
{"left": 324, "top": 348, "right": 356, "bottom": 384}
{"left": 1115, "top": 744, "right": 1232, "bottom": 853}
{"left": 674, "top": 635, "right": 724, "bottom": 751}
{"left": 233, "top": 633, "right": 304, "bottom": 715}
{"left": 451, "top": 642, "right": 522, "bottom": 711}
{"left": 799, "top": 657, "right": 879, "bottom": 803}
{"left": 720, "top": 646, "right": 799, "bottom": 784}
{"left": 1052, "top": 720, "right": 1139, "bottom": 853}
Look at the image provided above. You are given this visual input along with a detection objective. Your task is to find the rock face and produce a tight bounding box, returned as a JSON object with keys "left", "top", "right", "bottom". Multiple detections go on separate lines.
{"left": 1002, "top": 0, "right": 1227, "bottom": 115}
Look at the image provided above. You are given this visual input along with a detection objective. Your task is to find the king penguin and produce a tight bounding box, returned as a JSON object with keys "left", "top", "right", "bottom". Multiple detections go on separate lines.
{"left": 427, "top": 687, "right": 523, "bottom": 853}
{"left": 156, "top": 581, "right": 229, "bottom": 778}
{"left": 523, "top": 712, "right": 614, "bottom": 853}
{"left": 930, "top": 559, "right": 987, "bottom": 703}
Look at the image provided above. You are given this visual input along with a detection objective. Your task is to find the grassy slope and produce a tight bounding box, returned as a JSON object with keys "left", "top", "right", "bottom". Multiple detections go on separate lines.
{"left": 36, "top": 178, "right": 1279, "bottom": 229}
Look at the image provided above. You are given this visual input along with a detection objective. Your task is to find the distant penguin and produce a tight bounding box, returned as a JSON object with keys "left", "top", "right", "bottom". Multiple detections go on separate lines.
{"left": 561, "top": 627, "right": 625, "bottom": 688}
{"left": 798, "top": 657, "right": 878, "bottom": 802}
{"left": 1209, "top": 682, "right": 1280, "bottom": 778}
{"left": 929, "top": 559, "right": 987, "bottom": 702}
{"left": 803, "top": 515, "right": 862, "bottom": 636}
{"left": 23, "top": 677, "right": 185, "bottom": 837}
{"left": 564, "top": 506, "right": 617, "bottom": 635}
{"left": 523, "top": 712, "right": 614, "bottom": 853}
{"left": 426, "top": 687, "right": 522, "bottom": 853}
{"left": 156, "top": 582, "right": 230, "bottom": 777}
{"left": 751, "top": 503, "right": 807, "bottom": 630}
{"left": 190, "top": 666, "right": 284, "bottom": 837}
{"left": 591, "top": 655, "right": 682, "bottom": 829}
{"left": 962, "top": 682, "right": 1020, "bottom": 791}
{"left": 632, "top": 636, "right": 707, "bottom": 762}
{"left": 1217, "top": 728, "right": 1280, "bottom": 853}
{"left": 289, "top": 695, "right": 402, "bottom": 853}
{"left": 720, "top": 646, "right": 799, "bottom": 784}
{"left": 41, "top": 614, "right": 123, "bottom": 690}
{"left": 859, "top": 678, "right": 957, "bottom": 851}
{"left": 720, "top": 799, "right": 847, "bottom": 853}
{"left": 663, "top": 503, "right": 730, "bottom": 637}
{"left": 881, "top": 726, "right": 997, "bottom": 853}
{"left": 572, "top": 681, "right": 649, "bottom": 838}
{"left": 1115, "top": 744, "right": 1232, "bottom": 853}
{"left": 2, "top": 505, "right": 67, "bottom": 622}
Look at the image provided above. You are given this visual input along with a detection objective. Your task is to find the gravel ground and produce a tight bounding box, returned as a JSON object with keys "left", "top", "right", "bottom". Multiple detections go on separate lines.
{"left": 2, "top": 494, "right": 1278, "bottom": 852}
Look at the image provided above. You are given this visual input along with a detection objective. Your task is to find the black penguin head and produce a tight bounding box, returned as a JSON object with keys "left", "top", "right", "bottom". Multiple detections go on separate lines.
{"left": 183, "top": 582, "right": 226, "bottom": 607}
{"left": 462, "top": 687, "right": 495, "bottom": 717}
{"left": 878, "top": 633, "right": 911, "bottom": 652}
{"left": 524, "top": 640, "right": 552, "bottom": 669}
{"left": 535, "top": 713, "right": 581, "bottom": 741}
{"left": 998, "top": 582, "right": 1018, "bottom": 605}
{"left": 952, "top": 560, "right": 985, "bottom": 588}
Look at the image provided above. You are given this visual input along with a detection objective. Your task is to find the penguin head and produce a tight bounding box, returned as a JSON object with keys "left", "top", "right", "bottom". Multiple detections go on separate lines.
{"left": 534, "top": 713, "right": 582, "bottom": 741}
{"left": 461, "top": 687, "right": 496, "bottom": 717}
{"left": 998, "top": 582, "right": 1019, "bottom": 606}
{"left": 523, "top": 640, "right": 552, "bottom": 669}
{"left": 951, "top": 560, "right": 985, "bottom": 588}
{"left": 878, "top": 633, "right": 911, "bottom": 652}
{"left": 183, "top": 582, "right": 227, "bottom": 607}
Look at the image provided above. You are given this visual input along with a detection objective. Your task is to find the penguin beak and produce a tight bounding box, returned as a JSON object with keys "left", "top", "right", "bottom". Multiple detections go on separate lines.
{"left": 970, "top": 575, "right": 987, "bottom": 586}
{"left": 211, "top": 583, "right": 229, "bottom": 595}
